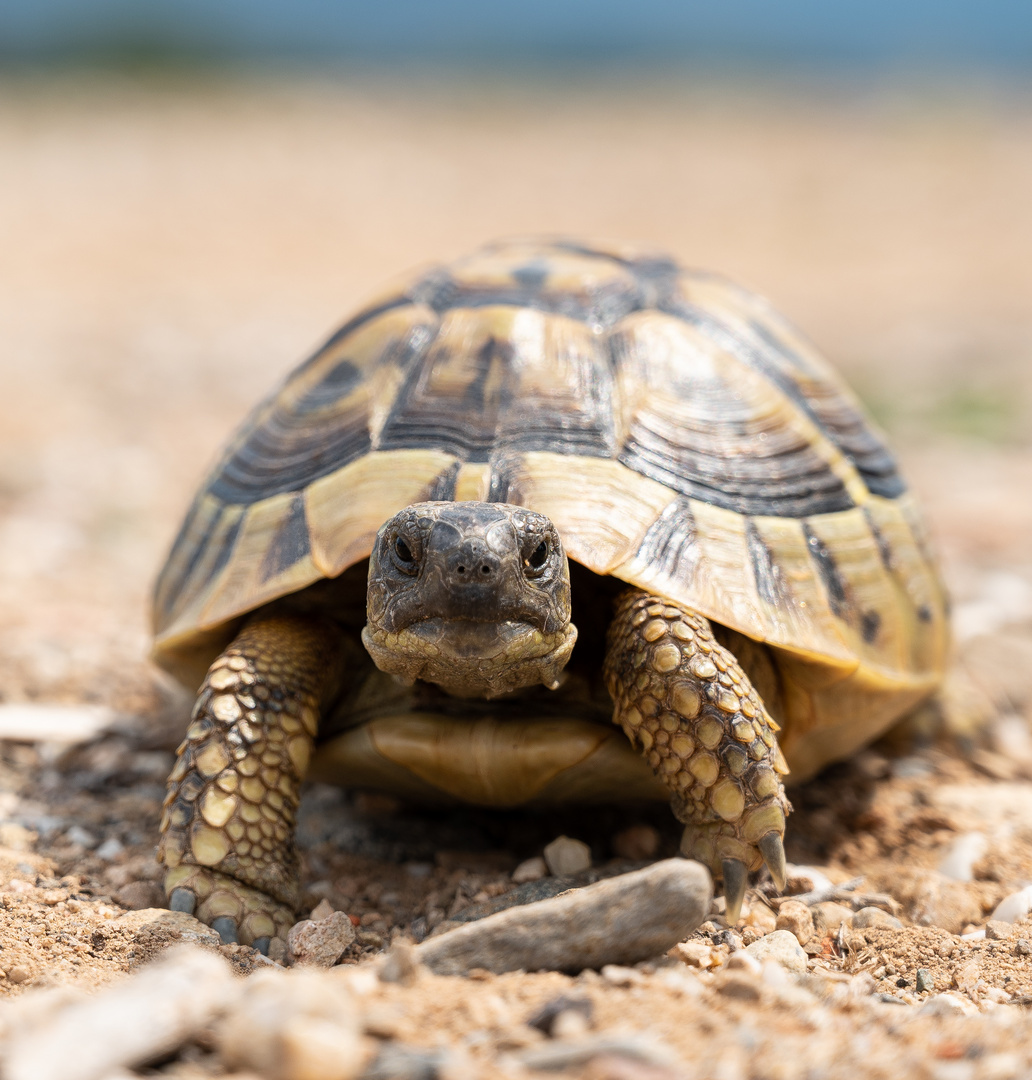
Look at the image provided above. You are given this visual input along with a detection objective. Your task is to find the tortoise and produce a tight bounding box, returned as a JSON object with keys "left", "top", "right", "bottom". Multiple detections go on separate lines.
{"left": 153, "top": 238, "right": 949, "bottom": 951}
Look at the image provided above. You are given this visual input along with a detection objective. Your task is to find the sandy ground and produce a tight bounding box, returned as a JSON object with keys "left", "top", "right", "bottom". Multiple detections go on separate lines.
{"left": 1, "top": 74, "right": 1032, "bottom": 1078}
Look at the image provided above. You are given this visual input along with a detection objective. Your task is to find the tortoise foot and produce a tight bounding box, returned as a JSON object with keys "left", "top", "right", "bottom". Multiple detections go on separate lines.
{"left": 605, "top": 590, "right": 792, "bottom": 924}
{"left": 680, "top": 820, "right": 788, "bottom": 924}
{"left": 163, "top": 865, "right": 295, "bottom": 949}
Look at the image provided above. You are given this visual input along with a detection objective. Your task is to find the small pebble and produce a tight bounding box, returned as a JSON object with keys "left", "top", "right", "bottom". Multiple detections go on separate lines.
{"left": 915, "top": 968, "right": 933, "bottom": 993}
{"left": 309, "top": 899, "right": 335, "bottom": 922}
{"left": 991, "top": 886, "right": 1032, "bottom": 924}
{"left": 851, "top": 907, "right": 903, "bottom": 930}
{"left": 775, "top": 900, "right": 814, "bottom": 946}
{"left": 1011, "top": 939, "right": 1031, "bottom": 957}
{"left": 512, "top": 856, "right": 547, "bottom": 883}
{"left": 670, "top": 941, "right": 714, "bottom": 968}
{"left": 8, "top": 966, "right": 30, "bottom": 984}
{"left": 287, "top": 911, "right": 356, "bottom": 967}
{"left": 95, "top": 837, "right": 126, "bottom": 862}
{"left": 742, "top": 902, "right": 777, "bottom": 935}
{"left": 985, "top": 920, "right": 1014, "bottom": 941}
{"left": 611, "top": 824, "right": 660, "bottom": 861}
{"left": 744, "top": 930, "right": 807, "bottom": 974}
{"left": 543, "top": 836, "right": 592, "bottom": 877}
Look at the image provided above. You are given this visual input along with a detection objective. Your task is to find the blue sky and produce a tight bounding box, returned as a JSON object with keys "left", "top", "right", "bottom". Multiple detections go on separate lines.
{"left": 2, "top": 0, "right": 1031, "bottom": 70}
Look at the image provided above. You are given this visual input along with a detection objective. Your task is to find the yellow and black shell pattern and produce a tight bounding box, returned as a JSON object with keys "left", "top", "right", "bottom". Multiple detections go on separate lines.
{"left": 153, "top": 239, "right": 948, "bottom": 775}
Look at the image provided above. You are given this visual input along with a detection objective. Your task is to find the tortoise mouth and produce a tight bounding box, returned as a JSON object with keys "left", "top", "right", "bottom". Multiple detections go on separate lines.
{"left": 395, "top": 617, "right": 545, "bottom": 659}
{"left": 361, "top": 620, "right": 578, "bottom": 699}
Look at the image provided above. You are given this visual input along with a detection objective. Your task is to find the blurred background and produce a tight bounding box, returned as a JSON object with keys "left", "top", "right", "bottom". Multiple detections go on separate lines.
{"left": 1, "top": 1, "right": 1030, "bottom": 714}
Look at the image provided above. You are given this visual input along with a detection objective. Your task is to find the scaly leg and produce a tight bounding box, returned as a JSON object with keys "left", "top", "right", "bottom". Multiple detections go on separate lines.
{"left": 158, "top": 614, "right": 342, "bottom": 950}
{"left": 604, "top": 590, "right": 791, "bottom": 923}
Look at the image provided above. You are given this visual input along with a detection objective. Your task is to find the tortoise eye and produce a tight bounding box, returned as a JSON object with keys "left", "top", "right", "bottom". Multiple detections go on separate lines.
{"left": 394, "top": 536, "right": 417, "bottom": 568}
{"left": 526, "top": 539, "right": 549, "bottom": 572}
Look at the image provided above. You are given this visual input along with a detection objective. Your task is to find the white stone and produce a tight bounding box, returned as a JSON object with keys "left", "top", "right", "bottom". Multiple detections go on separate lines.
{"left": 938, "top": 831, "right": 988, "bottom": 882}
{"left": 512, "top": 856, "right": 547, "bottom": 883}
{"left": 95, "top": 837, "right": 126, "bottom": 862}
{"left": 0, "top": 704, "right": 114, "bottom": 744}
{"left": 543, "top": 836, "right": 591, "bottom": 877}
{"left": 744, "top": 929, "right": 807, "bottom": 974}
{"left": 918, "top": 993, "right": 978, "bottom": 1018}
{"left": 991, "top": 886, "right": 1032, "bottom": 924}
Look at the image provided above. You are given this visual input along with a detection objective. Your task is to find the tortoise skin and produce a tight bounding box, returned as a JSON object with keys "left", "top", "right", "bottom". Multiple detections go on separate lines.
{"left": 153, "top": 238, "right": 948, "bottom": 784}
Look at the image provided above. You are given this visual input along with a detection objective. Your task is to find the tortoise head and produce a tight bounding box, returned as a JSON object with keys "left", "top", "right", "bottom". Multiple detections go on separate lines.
{"left": 362, "top": 501, "right": 577, "bottom": 698}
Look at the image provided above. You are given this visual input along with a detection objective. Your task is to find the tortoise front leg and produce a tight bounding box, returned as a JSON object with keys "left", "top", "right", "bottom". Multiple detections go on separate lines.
{"left": 604, "top": 590, "right": 791, "bottom": 923}
{"left": 158, "top": 614, "right": 342, "bottom": 950}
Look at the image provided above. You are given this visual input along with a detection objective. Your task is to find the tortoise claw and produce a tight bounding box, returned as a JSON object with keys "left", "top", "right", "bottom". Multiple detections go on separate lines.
{"left": 211, "top": 916, "right": 239, "bottom": 945}
{"left": 722, "top": 858, "right": 748, "bottom": 925}
{"left": 252, "top": 936, "right": 271, "bottom": 956}
{"left": 758, "top": 832, "right": 787, "bottom": 892}
{"left": 169, "top": 887, "right": 197, "bottom": 915}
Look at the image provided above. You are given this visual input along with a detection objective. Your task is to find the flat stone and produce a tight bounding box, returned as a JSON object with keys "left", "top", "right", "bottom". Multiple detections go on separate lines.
{"left": 113, "top": 908, "right": 221, "bottom": 949}
{"left": 287, "top": 911, "right": 356, "bottom": 967}
{"left": 543, "top": 835, "right": 592, "bottom": 877}
{"left": 744, "top": 929, "right": 807, "bottom": 974}
{"left": 851, "top": 907, "right": 903, "bottom": 930}
{"left": 415, "top": 859, "right": 712, "bottom": 975}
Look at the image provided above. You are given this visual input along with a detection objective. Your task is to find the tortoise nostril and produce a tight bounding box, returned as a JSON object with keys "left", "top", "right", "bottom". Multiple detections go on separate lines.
{"left": 481, "top": 564, "right": 492, "bottom": 575}
{"left": 457, "top": 565, "right": 465, "bottom": 574}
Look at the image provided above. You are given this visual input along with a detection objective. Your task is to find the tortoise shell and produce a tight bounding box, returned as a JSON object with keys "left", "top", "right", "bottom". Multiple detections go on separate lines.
{"left": 153, "top": 238, "right": 948, "bottom": 781}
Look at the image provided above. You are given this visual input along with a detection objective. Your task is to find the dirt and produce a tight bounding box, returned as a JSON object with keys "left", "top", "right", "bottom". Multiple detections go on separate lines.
{"left": 2, "top": 73, "right": 1032, "bottom": 1077}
